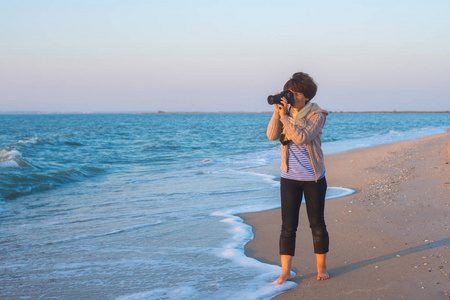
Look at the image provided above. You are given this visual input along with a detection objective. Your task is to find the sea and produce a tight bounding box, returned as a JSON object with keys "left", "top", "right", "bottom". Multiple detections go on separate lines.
{"left": 1, "top": 112, "right": 449, "bottom": 299}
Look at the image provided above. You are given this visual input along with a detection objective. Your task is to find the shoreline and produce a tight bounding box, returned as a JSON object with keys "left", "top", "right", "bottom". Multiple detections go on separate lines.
{"left": 240, "top": 131, "right": 450, "bottom": 299}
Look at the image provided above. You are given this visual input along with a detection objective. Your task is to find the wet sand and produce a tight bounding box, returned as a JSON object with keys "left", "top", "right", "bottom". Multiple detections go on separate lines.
{"left": 241, "top": 131, "right": 450, "bottom": 299}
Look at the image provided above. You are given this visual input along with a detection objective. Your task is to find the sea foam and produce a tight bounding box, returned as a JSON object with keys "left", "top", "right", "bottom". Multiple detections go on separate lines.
{"left": 202, "top": 185, "right": 354, "bottom": 299}
{"left": 0, "top": 148, "right": 24, "bottom": 168}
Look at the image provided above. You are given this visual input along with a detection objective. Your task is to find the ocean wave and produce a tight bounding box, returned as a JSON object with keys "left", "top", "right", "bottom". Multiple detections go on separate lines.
{"left": 0, "top": 134, "right": 108, "bottom": 200}
{"left": 13, "top": 137, "right": 54, "bottom": 146}
{"left": 0, "top": 165, "right": 106, "bottom": 200}
{"left": 0, "top": 148, "right": 32, "bottom": 169}
{"left": 32, "top": 222, "right": 163, "bottom": 247}
{"left": 48, "top": 166, "right": 104, "bottom": 180}
{"left": 64, "top": 141, "right": 84, "bottom": 146}
{"left": 16, "top": 137, "right": 40, "bottom": 144}
{"left": 11, "top": 134, "right": 81, "bottom": 148}
{"left": 387, "top": 130, "right": 401, "bottom": 136}
{"left": 160, "top": 185, "right": 277, "bottom": 199}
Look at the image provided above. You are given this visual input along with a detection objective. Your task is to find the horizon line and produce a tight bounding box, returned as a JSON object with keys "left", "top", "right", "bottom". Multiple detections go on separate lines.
{"left": 1, "top": 110, "right": 449, "bottom": 115}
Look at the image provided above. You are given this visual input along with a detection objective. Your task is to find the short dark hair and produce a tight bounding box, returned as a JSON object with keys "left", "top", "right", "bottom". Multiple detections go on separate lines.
{"left": 283, "top": 72, "right": 318, "bottom": 101}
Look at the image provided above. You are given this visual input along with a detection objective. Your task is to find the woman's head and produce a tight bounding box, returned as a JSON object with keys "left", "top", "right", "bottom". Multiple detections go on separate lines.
{"left": 283, "top": 72, "right": 317, "bottom": 102}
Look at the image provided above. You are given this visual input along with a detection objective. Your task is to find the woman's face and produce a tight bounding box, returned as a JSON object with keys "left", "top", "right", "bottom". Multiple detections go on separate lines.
{"left": 289, "top": 90, "right": 309, "bottom": 109}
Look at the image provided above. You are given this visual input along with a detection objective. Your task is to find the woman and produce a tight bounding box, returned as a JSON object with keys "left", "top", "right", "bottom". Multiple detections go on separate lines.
{"left": 266, "top": 72, "right": 329, "bottom": 284}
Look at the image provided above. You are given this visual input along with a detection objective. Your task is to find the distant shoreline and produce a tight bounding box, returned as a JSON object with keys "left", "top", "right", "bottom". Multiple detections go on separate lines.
{"left": 0, "top": 110, "right": 449, "bottom": 115}
{"left": 330, "top": 110, "right": 450, "bottom": 114}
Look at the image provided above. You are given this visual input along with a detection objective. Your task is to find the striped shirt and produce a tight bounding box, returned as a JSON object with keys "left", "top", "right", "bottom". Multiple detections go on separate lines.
{"left": 266, "top": 104, "right": 329, "bottom": 180}
{"left": 281, "top": 141, "right": 325, "bottom": 181}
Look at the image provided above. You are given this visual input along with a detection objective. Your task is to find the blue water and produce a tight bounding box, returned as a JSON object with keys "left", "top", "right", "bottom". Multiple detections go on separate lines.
{"left": 0, "top": 113, "right": 448, "bottom": 299}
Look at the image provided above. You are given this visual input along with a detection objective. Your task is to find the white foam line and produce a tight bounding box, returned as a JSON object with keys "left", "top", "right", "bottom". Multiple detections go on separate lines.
{"left": 326, "top": 187, "right": 355, "bottom": 199}
{"left": 208, "top": 185, "right": 355, "bottom": 299}
{"left": 211, "top": 209, "right": 297, "bottom": 299}
{"left": 16, "top": 137, "right": 39, "bottom": 144}
{"left": 117, "top": 286, "right": 199, "bottom": 300}
{"left": 234, "top": 170, "right": 279, "bottom": 188}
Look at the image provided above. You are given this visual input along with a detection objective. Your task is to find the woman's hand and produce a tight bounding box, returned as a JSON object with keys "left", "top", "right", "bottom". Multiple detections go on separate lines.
{"left": 274, "top": 97, "right": 288, "bottom": 118}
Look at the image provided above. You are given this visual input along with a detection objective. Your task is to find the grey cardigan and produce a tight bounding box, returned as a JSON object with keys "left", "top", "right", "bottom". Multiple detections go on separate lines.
{"left": 266, "top": 103, "right": 328, "bottom": 181}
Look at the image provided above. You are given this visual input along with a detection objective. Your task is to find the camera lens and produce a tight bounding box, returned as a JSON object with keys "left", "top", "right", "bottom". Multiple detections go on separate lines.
{"left": 267, "top": 94, "right": 283, "bottom": 105}
{"left": 267, "top": 91, "right": 294, "bottom": 105}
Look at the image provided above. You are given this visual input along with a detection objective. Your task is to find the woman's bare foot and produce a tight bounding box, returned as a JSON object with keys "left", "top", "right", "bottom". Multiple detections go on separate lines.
{"left": 317, "top": 268, "right": 329, "bottom": 280}
{"left": 316, "top": 253, "right": 330, "bottom": 280}
{"left": 274, "top": 255, "right": 294, "bottom": 285}
{"left": 274, "top": 273, "right": 292, "bottom": 285}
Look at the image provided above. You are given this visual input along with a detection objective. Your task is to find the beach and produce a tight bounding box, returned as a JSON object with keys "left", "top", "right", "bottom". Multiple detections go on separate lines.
{"left": 242, "top": 131, "right": 450, "bottom": 299}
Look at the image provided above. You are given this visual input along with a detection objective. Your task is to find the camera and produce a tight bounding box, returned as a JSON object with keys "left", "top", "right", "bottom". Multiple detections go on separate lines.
{"left": 267, "top": 90, "right": 294, "bottom": 105}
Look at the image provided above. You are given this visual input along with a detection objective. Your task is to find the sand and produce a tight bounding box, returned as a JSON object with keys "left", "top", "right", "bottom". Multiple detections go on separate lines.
{"left": 241, "top": 131, "right": 450, "bottom": 300}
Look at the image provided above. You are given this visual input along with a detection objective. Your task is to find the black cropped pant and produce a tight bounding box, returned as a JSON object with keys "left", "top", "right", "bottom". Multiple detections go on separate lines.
{"left": 279, "top": 176, "right": 329, "bottom": 256}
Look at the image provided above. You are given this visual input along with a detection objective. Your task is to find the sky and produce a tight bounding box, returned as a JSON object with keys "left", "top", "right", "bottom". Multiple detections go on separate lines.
{"left": 1, "top": 0, "right": 449, "bottom": 112}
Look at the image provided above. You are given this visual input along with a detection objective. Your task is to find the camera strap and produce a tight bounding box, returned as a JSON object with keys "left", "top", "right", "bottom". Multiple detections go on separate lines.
{"left": 279, "top": 102, "right": 314, "bottom": 145}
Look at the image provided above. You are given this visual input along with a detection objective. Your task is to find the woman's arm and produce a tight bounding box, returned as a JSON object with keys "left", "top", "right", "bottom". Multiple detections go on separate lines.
{"left": 279, "top": 112, "right": 325, "bottom": 145}
{"left": 267, "top": 110, "right": 283, "bottom": 141}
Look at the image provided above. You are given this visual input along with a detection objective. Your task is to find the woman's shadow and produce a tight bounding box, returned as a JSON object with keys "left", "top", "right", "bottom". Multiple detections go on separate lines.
{"left": 292, "top": 237, "right": 450, "bottom": 283}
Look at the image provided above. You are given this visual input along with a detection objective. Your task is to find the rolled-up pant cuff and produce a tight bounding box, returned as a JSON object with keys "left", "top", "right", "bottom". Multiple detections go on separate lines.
{"left": 279, "top": 236, "right": 296, "bottom": 256}
{"left": 312, "top": 230, "right": 329, "bottom": 254}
